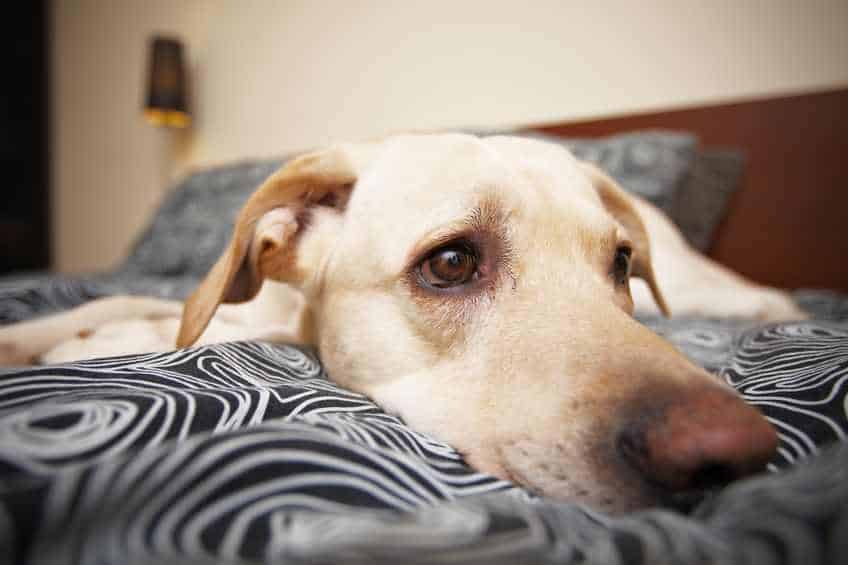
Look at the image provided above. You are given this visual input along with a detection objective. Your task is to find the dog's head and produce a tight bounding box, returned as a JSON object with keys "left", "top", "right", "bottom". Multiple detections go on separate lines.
{"left": 178, "top": 133, "right": 777, "bottom": 513}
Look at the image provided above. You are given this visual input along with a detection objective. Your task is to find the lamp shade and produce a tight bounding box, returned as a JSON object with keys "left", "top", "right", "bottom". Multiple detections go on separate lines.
{"left": 144, "top": 36, "right": 190, "bottom": 128}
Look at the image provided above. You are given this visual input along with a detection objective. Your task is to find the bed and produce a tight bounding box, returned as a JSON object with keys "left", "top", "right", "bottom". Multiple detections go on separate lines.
{"left": 2, "top": 88, "right": 847, "bottom": 564}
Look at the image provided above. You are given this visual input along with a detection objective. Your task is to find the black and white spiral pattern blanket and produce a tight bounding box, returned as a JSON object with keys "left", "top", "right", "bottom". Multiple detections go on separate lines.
{"left": 1, "top": 275, "right": 848, "bottom": 565}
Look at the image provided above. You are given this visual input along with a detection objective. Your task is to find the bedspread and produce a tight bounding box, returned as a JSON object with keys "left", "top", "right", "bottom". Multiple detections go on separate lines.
{"left": 1, "top": 275, "right": 847, "bottom": 565}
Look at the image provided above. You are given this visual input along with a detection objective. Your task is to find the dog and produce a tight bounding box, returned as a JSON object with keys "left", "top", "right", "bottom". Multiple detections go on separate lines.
{"left": 0, "top": 133, "right": 807, "bottom": 513}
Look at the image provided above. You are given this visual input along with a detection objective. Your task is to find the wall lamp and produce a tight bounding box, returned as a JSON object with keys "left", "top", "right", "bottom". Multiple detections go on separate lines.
{"left": 144, "top": 36, "right": 190, "bottom": 128}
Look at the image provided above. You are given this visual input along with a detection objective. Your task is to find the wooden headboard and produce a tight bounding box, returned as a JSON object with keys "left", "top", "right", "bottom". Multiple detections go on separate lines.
{"left": 528, "top": 87, "right": 848, "bottom": 293}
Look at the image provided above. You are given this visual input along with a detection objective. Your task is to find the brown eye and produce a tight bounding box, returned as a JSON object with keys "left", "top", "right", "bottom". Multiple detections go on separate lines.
{"left": 612, "top": 246, "right": 632, "bottom": 285}
{"left": 419, "top": 243, "right": 479, "bottom": 288}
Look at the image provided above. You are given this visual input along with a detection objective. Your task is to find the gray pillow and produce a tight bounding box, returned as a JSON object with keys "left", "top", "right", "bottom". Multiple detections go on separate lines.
{"left": 670, "top": 148, "right": 745, "bottom": 251}
{"left": 119, "top": 159, "right": 286, "bottom": 278}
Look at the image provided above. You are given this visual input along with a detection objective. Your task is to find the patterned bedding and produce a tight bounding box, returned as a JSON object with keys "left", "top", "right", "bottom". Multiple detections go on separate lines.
{"left": 2, "top": 134, "right": 848, "bottom": 564}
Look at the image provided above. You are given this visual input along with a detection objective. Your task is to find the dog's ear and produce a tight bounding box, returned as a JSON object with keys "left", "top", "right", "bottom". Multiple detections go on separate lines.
{"left": 177, "top": 144, "right": 374, "bottom": 347}
{"left": 580, "top": 162, "right": 670, "bottom": 316}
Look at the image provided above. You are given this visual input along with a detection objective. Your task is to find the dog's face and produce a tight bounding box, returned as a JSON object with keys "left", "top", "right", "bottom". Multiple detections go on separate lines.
{"left": 179, "top": 133, "right": 777, "bottom": 513}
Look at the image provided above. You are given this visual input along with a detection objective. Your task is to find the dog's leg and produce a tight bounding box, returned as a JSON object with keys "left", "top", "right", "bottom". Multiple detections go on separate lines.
{"left": 0, "top": 282, "right": 311, "bottom": 365}
{"left": 0, "top": 296, "right": 183, "bottom": 365}
{"left": 630, "top": 196, "right": 807, "bottom": 321}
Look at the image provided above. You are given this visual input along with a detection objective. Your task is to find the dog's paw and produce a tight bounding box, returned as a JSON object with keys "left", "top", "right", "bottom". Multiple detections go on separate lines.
{"left": 750, "top": 288, "right": 810, "bottom": 322}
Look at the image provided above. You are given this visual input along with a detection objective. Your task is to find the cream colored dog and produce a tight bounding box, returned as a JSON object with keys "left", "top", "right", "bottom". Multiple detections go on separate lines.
{"left": 1, "top": 133, "right": 806, "bottom": 513}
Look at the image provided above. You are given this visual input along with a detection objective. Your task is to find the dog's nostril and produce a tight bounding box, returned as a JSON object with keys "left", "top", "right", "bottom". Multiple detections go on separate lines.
{"left": 689, "top": 462, "right": 736, "bottom": 491}
{"left": 616, "top": 428, "right": 649, "bottom": 467}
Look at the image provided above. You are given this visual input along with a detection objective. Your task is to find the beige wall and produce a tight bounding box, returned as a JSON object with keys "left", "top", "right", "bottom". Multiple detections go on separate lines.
{"left": 51, "top": 0, "right": 206, "bottom": 273}
{"left": 52, "top": 0, "right": 848, "bottom": 273}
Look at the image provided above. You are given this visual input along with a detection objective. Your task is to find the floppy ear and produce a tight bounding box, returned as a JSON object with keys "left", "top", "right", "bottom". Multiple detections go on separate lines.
{"left": 177, "top": 144, "right": 373, "bottom": 347}
{"left": 580, "top": 162, "right": 670, "bottom": 317}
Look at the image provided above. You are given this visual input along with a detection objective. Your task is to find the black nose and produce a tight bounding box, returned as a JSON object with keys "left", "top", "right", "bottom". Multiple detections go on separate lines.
{"left": 616, "top": 386, "right": 778, "bottom": 493}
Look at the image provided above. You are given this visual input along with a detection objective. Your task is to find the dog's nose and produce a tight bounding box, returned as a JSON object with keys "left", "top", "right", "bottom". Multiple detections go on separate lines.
{"left": 616, "top": 386, "right": 778, "bottom": 492}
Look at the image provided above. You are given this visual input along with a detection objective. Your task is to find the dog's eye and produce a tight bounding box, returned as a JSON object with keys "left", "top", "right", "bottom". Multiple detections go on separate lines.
{"left": 419, "top": 243, "right": 479, "bottom": 289}
{"left": 612, "top": 246, "right": 632, "bottom": 285}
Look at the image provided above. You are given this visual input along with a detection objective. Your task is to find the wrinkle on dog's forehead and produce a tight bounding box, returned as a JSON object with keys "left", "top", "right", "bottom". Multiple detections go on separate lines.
{"left": 333, "top": 134, "right": 517, "bottom": 279}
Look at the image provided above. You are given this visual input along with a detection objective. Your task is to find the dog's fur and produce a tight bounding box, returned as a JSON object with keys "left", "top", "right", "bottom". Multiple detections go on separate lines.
{"left": 0, "top": 134, "right": 805, "bottom": 512}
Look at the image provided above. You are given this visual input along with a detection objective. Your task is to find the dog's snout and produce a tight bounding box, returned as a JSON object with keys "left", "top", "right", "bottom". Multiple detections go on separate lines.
{"left": 616, "top": 386, "right": 779, "bottom": 493}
